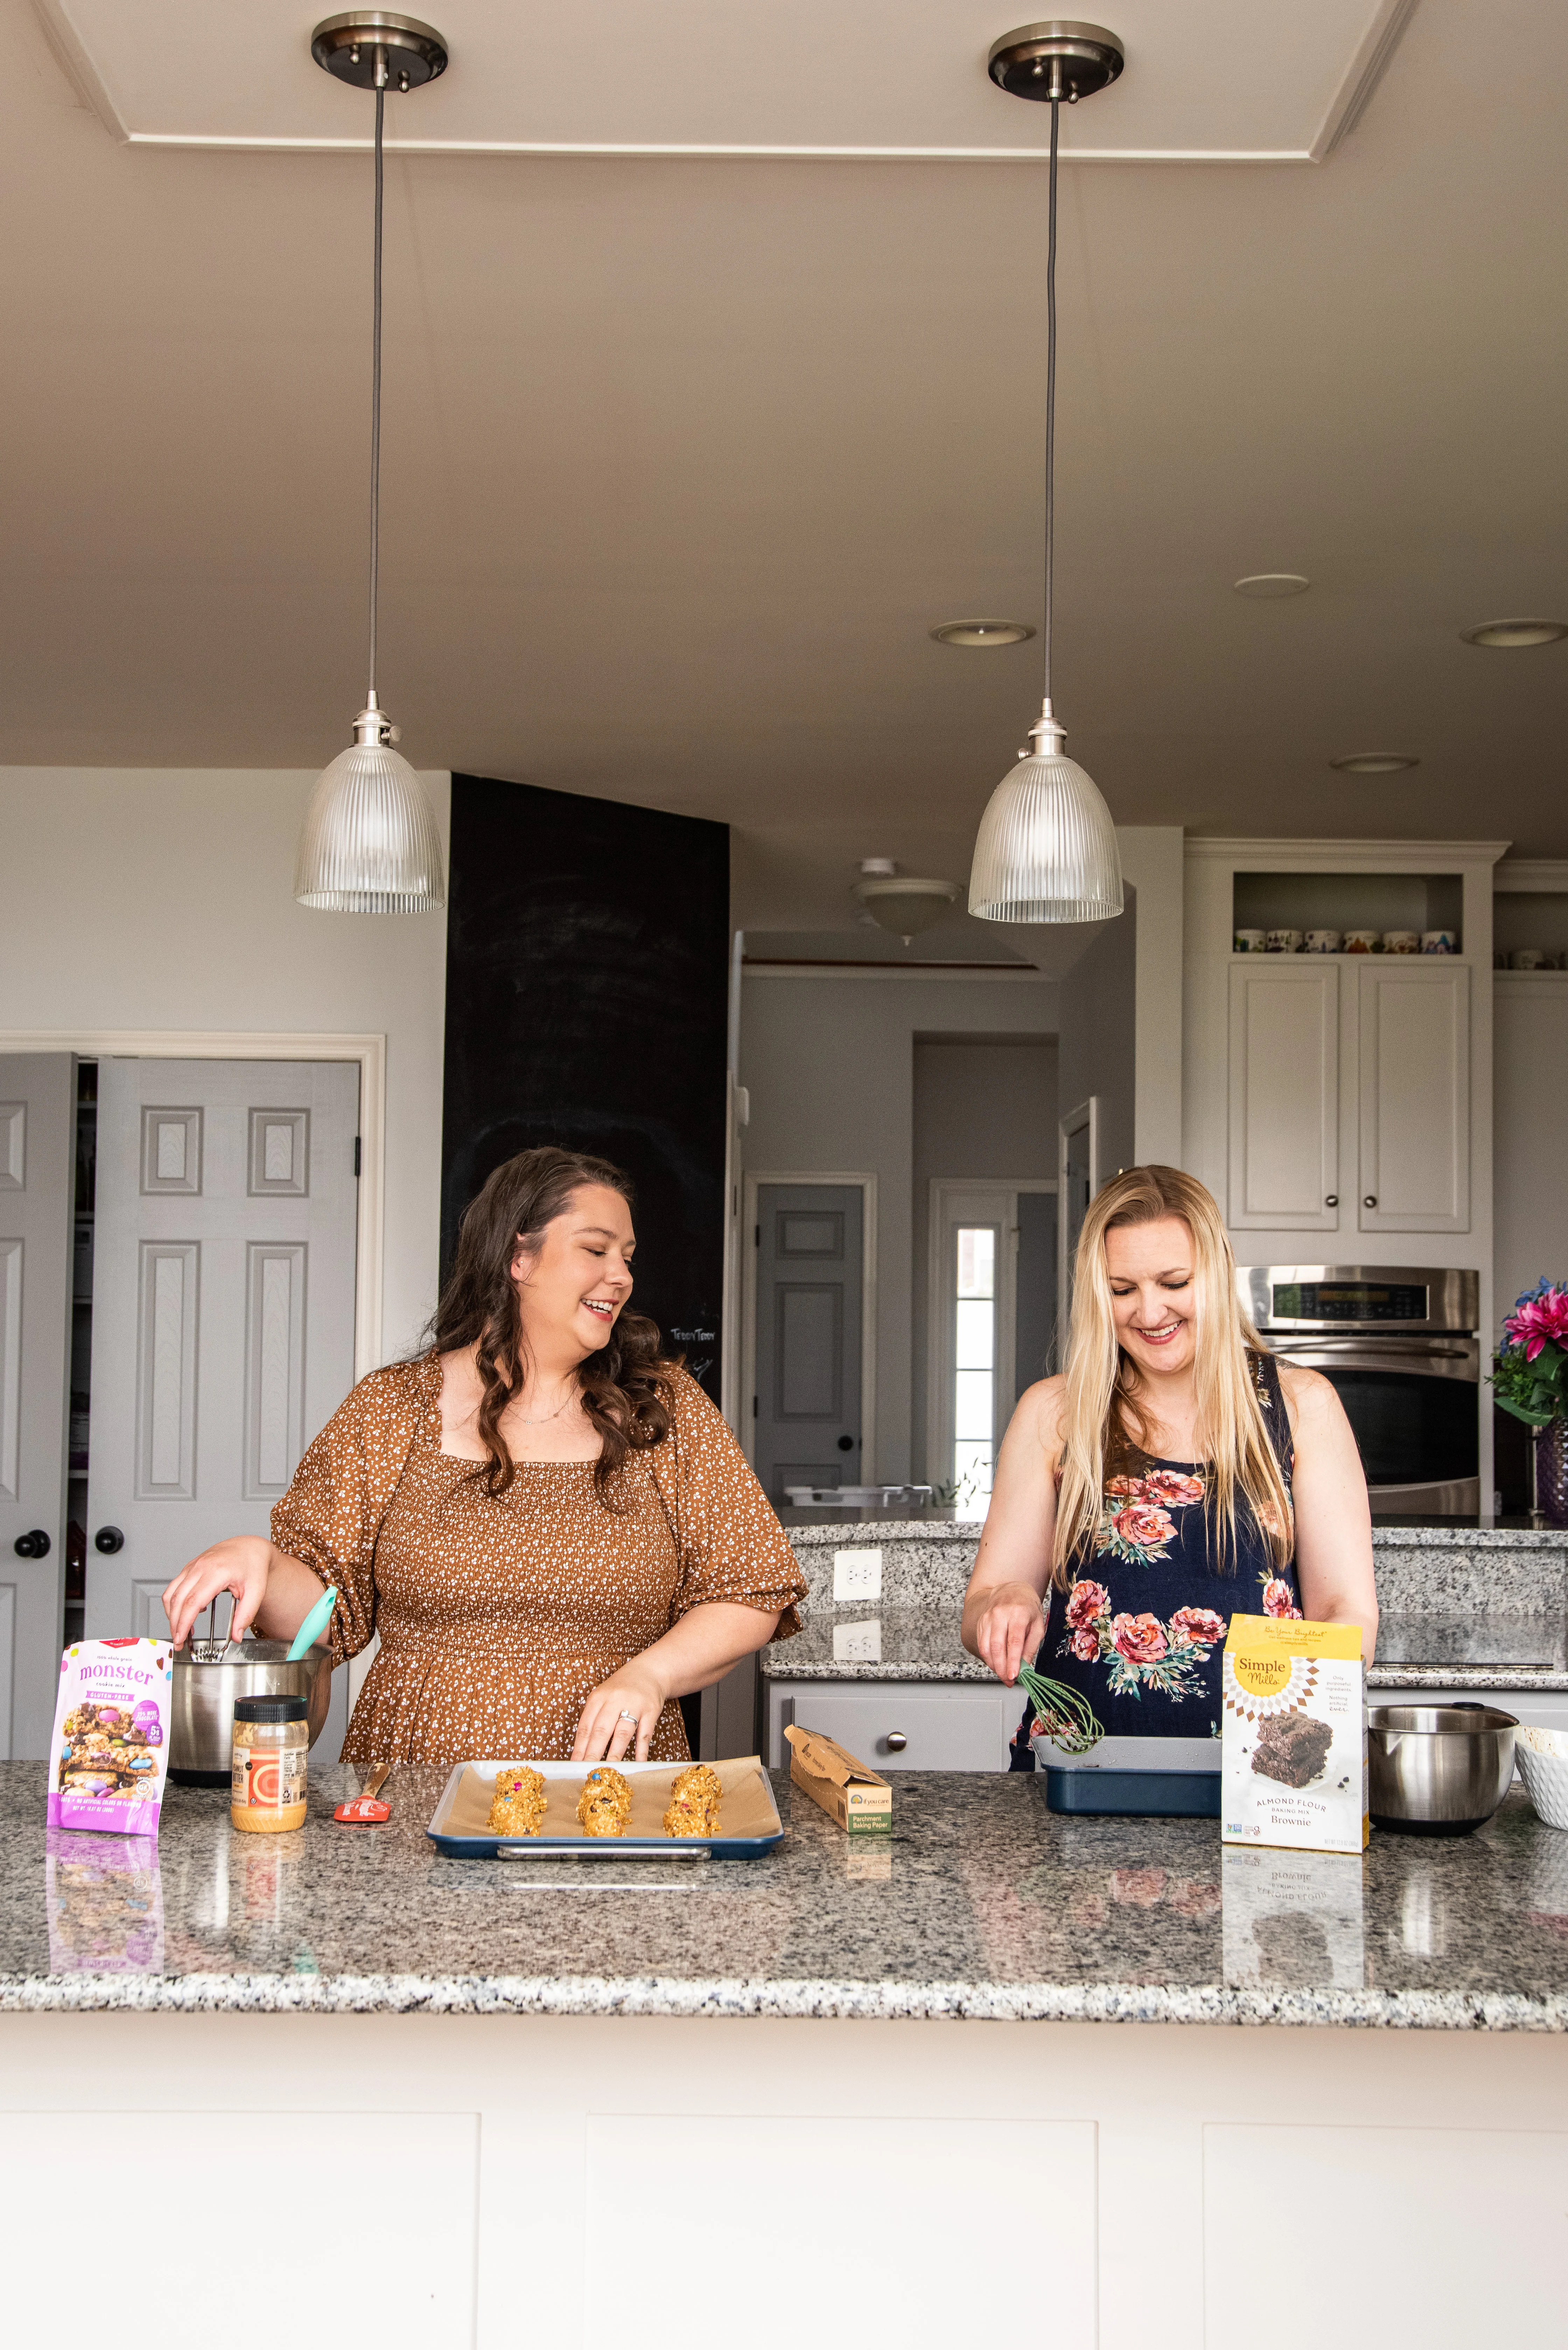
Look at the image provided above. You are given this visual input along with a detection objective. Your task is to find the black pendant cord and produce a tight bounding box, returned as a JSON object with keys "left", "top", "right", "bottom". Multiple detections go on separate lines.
{"left": 368, "top": 77, "right": 385, "bottom": 702}
{"left": 1043, "top": 93, "right": 1059, "bottom": 709}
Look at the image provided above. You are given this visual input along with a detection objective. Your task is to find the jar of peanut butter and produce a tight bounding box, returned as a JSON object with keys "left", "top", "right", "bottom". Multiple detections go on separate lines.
{"left": 231, "top": 1694, "right": 308, "bottom": 1833}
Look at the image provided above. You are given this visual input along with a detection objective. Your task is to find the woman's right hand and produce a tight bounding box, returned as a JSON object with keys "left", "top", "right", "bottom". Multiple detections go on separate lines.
{"left": 971, "top": 1581, "right": 1046, "bottom": 1687}
{"left": 162, "top": 1536, "right": 274, "bottom": 1650}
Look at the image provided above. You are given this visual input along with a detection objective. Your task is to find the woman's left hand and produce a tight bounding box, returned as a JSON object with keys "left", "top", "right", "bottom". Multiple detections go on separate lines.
{"left": 573, "top": 1661, "right": 669, "bottom": 1763}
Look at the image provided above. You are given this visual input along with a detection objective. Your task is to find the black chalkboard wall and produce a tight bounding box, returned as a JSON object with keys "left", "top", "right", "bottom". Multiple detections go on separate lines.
{"left": 440, "top": 774, "right": 730, "bottom": 1402}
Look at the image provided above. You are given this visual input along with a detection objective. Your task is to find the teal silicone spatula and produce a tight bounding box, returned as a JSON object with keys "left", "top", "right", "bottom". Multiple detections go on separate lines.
{"left": 286, "top": 1585, "right": 338, "bottom": 1662}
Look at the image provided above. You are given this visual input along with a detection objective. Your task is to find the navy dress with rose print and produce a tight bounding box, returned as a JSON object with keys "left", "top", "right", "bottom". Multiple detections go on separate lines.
{"left": 1008, "top": 1350, "right": 1301, "bottom": 1767}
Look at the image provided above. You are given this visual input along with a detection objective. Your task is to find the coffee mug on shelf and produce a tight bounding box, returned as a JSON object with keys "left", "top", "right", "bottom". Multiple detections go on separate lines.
{"left": 1511, "top": 947, "right": 1549, "bottom": 971}
{"left": 1233, "top": 928, "right": 1266, "bottom": 954}
{"left": 1344, "top": 929, "right": 1380, "bottom": 954}
{"left": 1303, "top": 929, "right": 1342, "bottom": 954}
{"left": 1422, "top": 930, "right": 1457, "bottom": 955}
{"left": 1266, "top": 928, "right": 1304, "bottom": 954}
{"left": 1384, "top": 930, "right": 1420, "bottom": 955}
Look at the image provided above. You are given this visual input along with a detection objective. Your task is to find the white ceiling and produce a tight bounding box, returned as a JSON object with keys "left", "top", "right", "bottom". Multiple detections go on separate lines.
{"left": 5, "top": 0, "right": 1568, "bottom": 963}
{"left": 45, "top": 0, "right": 1411, "bottom": 162}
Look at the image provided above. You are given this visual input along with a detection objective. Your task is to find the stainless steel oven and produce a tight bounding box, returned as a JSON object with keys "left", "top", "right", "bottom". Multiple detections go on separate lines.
{"left": 1236, "top": 1266, "right": 1480, "bottom": 1519}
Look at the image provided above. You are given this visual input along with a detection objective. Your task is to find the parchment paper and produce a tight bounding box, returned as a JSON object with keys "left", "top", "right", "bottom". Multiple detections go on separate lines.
{"left": 442, "top": 1757, "right": 780, "bottom": 1841}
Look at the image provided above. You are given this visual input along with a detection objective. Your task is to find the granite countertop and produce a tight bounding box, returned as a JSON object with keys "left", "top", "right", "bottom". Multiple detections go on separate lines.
{"left": 765, "top": 1607, "right": 1568, "bottom": 1691}
{"left": 4, "top": 1762, "right": 1568, "bottom": 2027}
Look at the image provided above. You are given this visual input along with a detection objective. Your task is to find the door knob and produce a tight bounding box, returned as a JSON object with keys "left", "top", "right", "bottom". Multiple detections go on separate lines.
{"left": 836, "top": 1435, "right": 854, "bottom": 1452}
{"left": 1324, "top": 1194, "right": 1338, "bottom": 1208}
{"left": 883, "top": 1730, "right": 908, "bottom": 1752}
{"left": 93, "top": 1526, "right": 125, "bottom": 1554}
{"left": 13, "top": 1529, "right": 50, "bottom": 1559}
{"left": 1363, "top": 1195, "right": 1377, "bottom": 1209}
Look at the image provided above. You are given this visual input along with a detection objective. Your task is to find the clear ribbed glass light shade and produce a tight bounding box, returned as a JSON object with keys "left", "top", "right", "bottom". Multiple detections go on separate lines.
{"left": 968, "top": 708, "right": 1123, "bottom": 924}
{"left": 294, "top": 737, "right": 446, "bottom": 913}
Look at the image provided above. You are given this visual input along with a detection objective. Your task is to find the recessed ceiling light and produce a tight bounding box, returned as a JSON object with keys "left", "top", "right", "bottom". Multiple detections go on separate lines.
{"left": 930, "top": 619, "right": 1035, "bottom": 647}
{"left": 1329, "top": 753, "right": 1420, "bottom": 775}
{"left": 1233, "top": 574, "right": 1310, "bottom": 599}
{"left": 1460, "top": 618, "right": 1568, "bottom": 649}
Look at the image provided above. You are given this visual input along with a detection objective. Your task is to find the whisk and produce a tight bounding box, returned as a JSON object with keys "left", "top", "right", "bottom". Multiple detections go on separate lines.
{"left": 1015, "top": 1662, "right": 1104, "bottom": 1757}
{"left": 187, "top": 1596, "right": 232, "bottom": 1665}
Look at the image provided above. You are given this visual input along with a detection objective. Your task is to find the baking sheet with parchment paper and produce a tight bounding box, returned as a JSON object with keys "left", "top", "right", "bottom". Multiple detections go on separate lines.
{"left": 429, "top": 1756, "right": 784, "bottom": 1856}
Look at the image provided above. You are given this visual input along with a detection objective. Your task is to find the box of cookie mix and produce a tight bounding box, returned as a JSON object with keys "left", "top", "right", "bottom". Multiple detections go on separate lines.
{"left": 1221, "top": 1616, "right": 1367, "bottom": 1854}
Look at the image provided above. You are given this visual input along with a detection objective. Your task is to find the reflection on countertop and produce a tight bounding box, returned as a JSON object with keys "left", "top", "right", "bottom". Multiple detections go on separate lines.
{"left": 2, "top": 1764, "right": 1567, "bottom": 2027}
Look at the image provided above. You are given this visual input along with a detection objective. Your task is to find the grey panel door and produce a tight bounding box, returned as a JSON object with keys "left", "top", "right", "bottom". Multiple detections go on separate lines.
{"left": 1015, "top": 1189, "right": 1059, "bottom": 1389}
{"left": 753, "top": 1184, "right": 862, "bottom": 1505}
{"left": 0, "top": 1055, "right": 75, "bottom": 1757}
{"left": 85, "top": 1061, "right": 360, "bottom": 1754}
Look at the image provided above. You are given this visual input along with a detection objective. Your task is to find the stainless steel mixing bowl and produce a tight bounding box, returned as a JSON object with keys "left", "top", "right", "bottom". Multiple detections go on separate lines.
{"left": 1367, "top": 1702, "right": 1518, "bottom": 1836}
{"left": 169, "top": 1640, "right": 333, "bottom": 1785}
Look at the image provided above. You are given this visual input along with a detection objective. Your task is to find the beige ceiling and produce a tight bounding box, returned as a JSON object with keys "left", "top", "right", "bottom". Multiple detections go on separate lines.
{"left": 4, "top": 0, "right": 1567, "bottom": 954}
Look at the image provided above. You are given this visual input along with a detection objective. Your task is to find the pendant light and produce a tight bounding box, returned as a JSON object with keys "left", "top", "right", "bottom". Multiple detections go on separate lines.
{"left": 295, "top": 14, "right": 449, "bottom": 913}
{"left": 968, "top": 22, "right": 1124, "bottom": 927}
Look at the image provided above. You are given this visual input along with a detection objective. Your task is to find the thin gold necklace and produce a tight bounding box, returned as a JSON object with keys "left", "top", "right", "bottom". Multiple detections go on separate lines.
{"left": 511, "top": 1384, "right": 581, "bottom": 1428}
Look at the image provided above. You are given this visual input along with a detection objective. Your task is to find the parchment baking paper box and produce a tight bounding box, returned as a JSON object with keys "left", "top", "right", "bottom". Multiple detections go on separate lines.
{"left": 1221, "top": 1616, "right": 1368, "bottom": 1854}
{"left": 785, "top": 1724, "right": 892, "bottom": 1834}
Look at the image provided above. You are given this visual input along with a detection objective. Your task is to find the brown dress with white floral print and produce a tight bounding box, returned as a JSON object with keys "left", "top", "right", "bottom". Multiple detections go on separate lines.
{"left": 271, "top": 1353, "right": 806, "bottom": 1765}
{"left": 1009, "top": 1350, "right": 1301, "bottom": 1763}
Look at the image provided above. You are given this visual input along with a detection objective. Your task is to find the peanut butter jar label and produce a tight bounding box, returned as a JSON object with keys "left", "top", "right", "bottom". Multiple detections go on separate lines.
{"left": 231, "top": 1747, "right": 307, "bottom": 1813}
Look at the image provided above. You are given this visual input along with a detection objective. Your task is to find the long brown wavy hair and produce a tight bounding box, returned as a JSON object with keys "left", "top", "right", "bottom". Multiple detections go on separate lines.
{"left": 430, "top": 1148, "right": 678, "bottom": 1501}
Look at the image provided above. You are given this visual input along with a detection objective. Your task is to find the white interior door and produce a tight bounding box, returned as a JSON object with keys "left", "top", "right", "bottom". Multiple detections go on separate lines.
{"left": 751, "top": 1182, "right": 864, "bottom": 1504}
{"left": 1227, "top": 959, "right": 1341, "bottom": 1229}
{"left": 0, "top": 1054, "right": 75, "bottom": 1757}
{"left": 85, "top": 1061, "right": 360, "bottom": 1750}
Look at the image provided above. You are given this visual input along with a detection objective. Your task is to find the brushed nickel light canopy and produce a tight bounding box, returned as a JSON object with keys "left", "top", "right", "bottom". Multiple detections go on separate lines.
{"left": 311, "top": 11, "right": 448, "bottom": 91}
{"left": 987, "top": 20, "right": 1125, "bottom": 104}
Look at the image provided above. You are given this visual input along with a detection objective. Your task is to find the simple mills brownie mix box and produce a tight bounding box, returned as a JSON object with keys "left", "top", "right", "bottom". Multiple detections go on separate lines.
{"left": 1221, "top": 1616, "right": 1367, "bottom": 1854}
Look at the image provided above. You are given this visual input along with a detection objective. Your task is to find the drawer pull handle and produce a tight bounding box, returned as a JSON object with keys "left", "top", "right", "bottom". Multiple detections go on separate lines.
{"left": 1324, "top": 1194, "right": 1338, "bottom": 1208}
{"left": 883, "top": 1731, "right": 908, "bottom": 1752}
{"left": 1363, "top": 1195, "right": 1377, "bottom": 1209}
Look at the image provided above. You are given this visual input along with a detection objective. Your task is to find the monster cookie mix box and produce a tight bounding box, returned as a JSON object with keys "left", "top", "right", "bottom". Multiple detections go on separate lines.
{"left": 1221, "top": 1616, "right": 1367, "bottom": 1855}
{"left": 47, "top": 1637, "right": 173, "bottom": 1837}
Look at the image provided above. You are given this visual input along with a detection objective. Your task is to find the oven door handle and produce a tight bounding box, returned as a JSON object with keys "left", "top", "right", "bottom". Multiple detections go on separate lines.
{"left": 1266, "top": 1340, "right": 1479, "bottom": 1381}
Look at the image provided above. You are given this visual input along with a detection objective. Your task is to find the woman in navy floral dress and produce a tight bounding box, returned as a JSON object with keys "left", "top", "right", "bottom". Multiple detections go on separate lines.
{"left": 960, "top": 1167, "right": 1377, "bottom": 1760}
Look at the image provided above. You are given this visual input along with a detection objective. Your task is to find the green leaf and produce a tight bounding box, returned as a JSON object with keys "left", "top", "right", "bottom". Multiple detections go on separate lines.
{"left": 1495, "top": 1395, "right": 1556, "bottom": 1429}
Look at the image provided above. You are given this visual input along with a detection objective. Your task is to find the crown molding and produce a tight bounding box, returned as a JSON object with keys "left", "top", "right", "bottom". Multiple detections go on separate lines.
{"left": 1493, "top": 861, "right": 1568, "bottom": 894}
{"left": 1185, "top": 838, "right": 1512, "bottom": 871}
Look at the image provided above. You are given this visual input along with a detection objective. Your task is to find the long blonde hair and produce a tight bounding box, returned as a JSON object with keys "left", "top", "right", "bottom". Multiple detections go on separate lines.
{"left": 1051, "top": 1165, "right": 1291, "bottom": 1587}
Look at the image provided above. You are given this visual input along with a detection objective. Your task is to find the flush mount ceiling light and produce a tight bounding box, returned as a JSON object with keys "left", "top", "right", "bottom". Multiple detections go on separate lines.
{"left": 852, "top": 864, "right": 959, "bottom": 944}
{"left": 968, "top": 24, "right": 1124, "bottom": 927}
{"left": 294, "top": 13, "right": 448, "bottom": 914}
{"left": 1329, "top": 752, "right": 1420, "bottom": 775}
{"left": 1233, "top": 573, "right": 1310, "bottom": 599}
{"left": 1460, "top": 618, "right": 1568, "bottom": 649}
{"left": 931, "top": 619, "right": 1036, "bottom": 647}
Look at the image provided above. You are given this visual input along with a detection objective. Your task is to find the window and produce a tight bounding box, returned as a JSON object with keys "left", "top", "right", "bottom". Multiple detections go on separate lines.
{"left": 953, "top": 1224, "right": 998, "bottom": 1509}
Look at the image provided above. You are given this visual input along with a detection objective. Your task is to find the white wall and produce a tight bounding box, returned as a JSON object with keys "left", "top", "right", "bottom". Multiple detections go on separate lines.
{"left": 1494, "top": 975, "right": 1568, "bottom": 1325}
{"left": 0, "top": 766, "right": 449, "bottom": 1361}
{"left": 740, "top": 974, "right": 1060, "bottom": 1482}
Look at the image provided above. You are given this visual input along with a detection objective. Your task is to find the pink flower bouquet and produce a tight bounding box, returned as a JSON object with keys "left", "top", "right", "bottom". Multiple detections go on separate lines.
{"left": 1492, "top": 1279, "right": 1568, "bottom": 1428}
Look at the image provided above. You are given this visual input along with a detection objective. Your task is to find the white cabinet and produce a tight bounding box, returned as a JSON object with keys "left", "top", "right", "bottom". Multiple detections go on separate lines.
{"left": 767, "top": 1679, "right": 1021, "bottom": 1770}
{"left": 1226, "top": 957, "right": 1472, "bottom": 1239}
{"left": 1358, "top": 961, "right": 1470, "bottom": 1233}
{"left": 1227, "top": 961, "right": 1339, "bottom": 1229}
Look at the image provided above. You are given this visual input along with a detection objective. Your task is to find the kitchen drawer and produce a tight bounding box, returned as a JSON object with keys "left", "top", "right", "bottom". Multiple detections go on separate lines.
{"left": 768, "top": 1679, "right": 1021, "bottom": 1771}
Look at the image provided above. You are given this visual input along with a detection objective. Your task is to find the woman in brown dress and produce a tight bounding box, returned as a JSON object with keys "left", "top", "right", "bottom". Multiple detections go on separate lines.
{"left": 162, "top": 1149, "right": 806, "bottom": 1764}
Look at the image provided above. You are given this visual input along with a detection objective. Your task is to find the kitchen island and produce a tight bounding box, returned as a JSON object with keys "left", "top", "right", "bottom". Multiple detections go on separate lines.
{"left": 3, "top": 1760, "right": 1567, "bottom": 2348}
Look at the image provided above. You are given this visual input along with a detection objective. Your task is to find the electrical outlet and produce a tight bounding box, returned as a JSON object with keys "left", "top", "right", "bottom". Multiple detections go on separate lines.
{"left": 833, "top": 1547, "right": 883, "bottom": 1603}
{"left": 833, "top": 1619, "right": 882, "bottom": 1664}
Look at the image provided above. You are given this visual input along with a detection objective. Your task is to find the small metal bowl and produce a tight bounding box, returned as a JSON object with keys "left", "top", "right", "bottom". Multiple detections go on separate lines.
{"left": 1367, "top": 1702, "right": 1518, "bottom": 1837}
{"left": 169, "top": 1640, "right": 333, "bottom": 1786}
